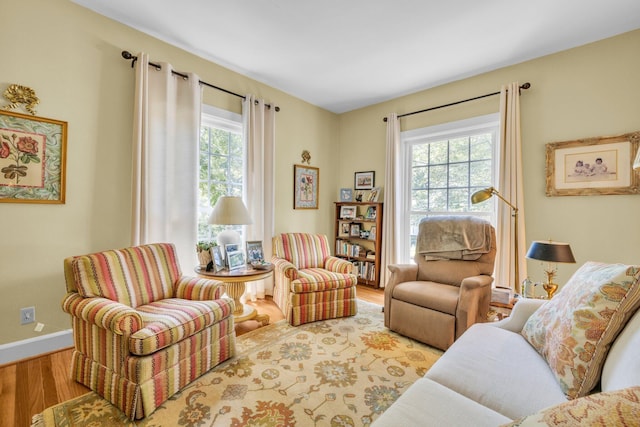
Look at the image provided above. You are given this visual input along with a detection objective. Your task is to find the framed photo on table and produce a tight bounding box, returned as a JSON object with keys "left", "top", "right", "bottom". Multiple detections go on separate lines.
{"left": 246, "top": 240, "right": 264, "bottom": 263}
{"left": 210, "top": 246, "right": 225, "bottom": 272}
{"left": 294, "top": 164, "right": 319, "bottom": 209}
{"left": 0, "top": 110, "right": 67, "bottom": 203}
{"left": 227, "top": 251, "right": 246, "bottom": 270}
{"left": 545, "top": 131, "right": 640, "bottom": 196}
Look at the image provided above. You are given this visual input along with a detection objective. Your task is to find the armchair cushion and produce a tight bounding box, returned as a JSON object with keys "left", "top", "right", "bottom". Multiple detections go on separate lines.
{"left": 130, "top": 298, "right": 234, "bottom": 355}
{"left": 293, "top": 268, "right": 357, "bottom": 293}
{"left": 392, "top": 281, "right": 459, "bottom": 316}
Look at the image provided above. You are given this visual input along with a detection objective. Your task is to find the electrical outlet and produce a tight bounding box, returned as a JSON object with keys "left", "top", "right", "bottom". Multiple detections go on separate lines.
{"left": 20, "top": 306, "right": 35, "bottom": 325}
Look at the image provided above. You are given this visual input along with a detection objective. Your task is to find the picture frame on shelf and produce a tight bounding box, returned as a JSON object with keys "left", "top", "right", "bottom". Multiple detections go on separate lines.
{"left": 0, "top": 110, "right": 68, "bottom": 204}
{"left": 365, "top": 205, "right": 377, "bottom": 219}
{"left": 339, "top": 205, "right": 356, "bottom": 219}
{"left": 339, "top": 188, "right": 353, "bottom": 202}
{"left": 246, "top": 240, "right": 264, "bottom": 263}
{"left": 369, "top": 225, "right": 377, "bottom": 241}
{"left": 545, "top": 131, "right": 640, "bottom": 196}
{"left": 367, "top": 187, "right": 381, "bottom": 202}
{"left": 339, "top": 222, "right": 350, "bottom": 237}
{"left": 350, "top": 223, "right": 361, "bottom": 237}
{"left": 294, "top": 164, "right": 319, "bottom": 209}
{"left": 227, "top": 250, "right": 246, "bottom": 270}
{"left": 210, "top": 246, "right": 225, "bottom": 272}
{"left": 354, "top": 190, "right": 365, "bottom": 202}
{"left": 354, "top": 171, "right": 375, "bottom": 190}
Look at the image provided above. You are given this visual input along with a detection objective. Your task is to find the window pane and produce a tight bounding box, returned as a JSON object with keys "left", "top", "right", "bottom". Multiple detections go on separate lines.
{"left": 429, "top": 165, "right": 448, "bottom": 188}
{"left": 470, "top": 160, "right": 492, "bottom": 186}
{"left": 470, "top": 134, "right": 492, "bottom": 160}
{"left": 448, "top": 163, "right": 469, "bottom": 188}
{"left": 412, "top": 166, "right": 429, "bottom": 189}
{"left": 448, "top": 188, "right": 469, "bottom": 211}
{"left": 429, "top": 140, "right": 448, "bottom": 164}
{"left": 428, "top": 189, "right": 447, "bottom": 211}
{"left": 412, "top": 189, "right": 429, "bottom": 211}
{"left": 449, "top": 137, "right": 469, "bottom": 162}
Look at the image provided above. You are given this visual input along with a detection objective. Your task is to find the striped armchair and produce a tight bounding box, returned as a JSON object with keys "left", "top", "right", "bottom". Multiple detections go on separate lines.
{"left": 271, "top": 233, "right": 358, "bottom": 326}
{"left": 61, "top": 243, "right": 236, "bottom": 420}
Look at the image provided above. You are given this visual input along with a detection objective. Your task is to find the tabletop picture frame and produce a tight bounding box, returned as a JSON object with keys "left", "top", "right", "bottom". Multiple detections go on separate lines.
{"left": 294, "top": 164, "right": 319, "bottom": 209}
{"left": 210, "top": 245, "right": 225, "bottom": 272}
{"left": 246, "top": 240, "right": 264, "bottom": 264}
{"left": 227, "top": 250, "right": 246, "bottom": 270}
{"left": 0, "top": 110, "right": 67, "bottom": 203}
{"left": 545, "top": 131, "right": 640, "bottom": 196}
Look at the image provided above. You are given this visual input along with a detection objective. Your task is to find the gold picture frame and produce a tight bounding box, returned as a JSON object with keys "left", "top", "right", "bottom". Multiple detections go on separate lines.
{"left": 545, "top": 131, "right": 640, "bottom": 196}
{"left": 0, "top": 110, "right": 67, "bottom": 203}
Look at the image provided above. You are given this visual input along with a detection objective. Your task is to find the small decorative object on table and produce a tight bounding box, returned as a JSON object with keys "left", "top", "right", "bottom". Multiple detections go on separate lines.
{"left": 246, "top": 240, "right": 264, "bottom": 263}
{"left": 526, "top": 240, "right": 576, "bottom": 299}
{"left": 196, "top": 241, "right": 215, "bottom": 269}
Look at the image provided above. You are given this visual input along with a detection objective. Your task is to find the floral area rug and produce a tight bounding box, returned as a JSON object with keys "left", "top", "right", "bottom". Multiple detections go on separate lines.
{"left": 33, "top": 300, "right": 442, "bottom": 426}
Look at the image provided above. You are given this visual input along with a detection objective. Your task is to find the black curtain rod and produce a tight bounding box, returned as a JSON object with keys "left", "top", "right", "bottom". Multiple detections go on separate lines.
{"left": 121, "top": 51, "right": 280, "bottom": 112}
{"left": 383, "top": 82, "right": 530, "bottom": 122}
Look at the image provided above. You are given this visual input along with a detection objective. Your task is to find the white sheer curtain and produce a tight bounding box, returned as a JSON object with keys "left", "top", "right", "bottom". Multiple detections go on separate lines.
{"left": 381, "top": 113, "right": 403, "bottom": 287}
{"left": 243, "top": 95, "right": 276, "bottom": 298}
{"left": 496, "top": 82, "right": 527, "bottom": 294}
{"left": 131, "top": 52, "right": 202, "bottom": 273}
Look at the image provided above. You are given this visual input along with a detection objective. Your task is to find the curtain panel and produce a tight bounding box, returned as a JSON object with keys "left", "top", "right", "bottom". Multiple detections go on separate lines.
{"left": 496, "top": 82, "right": 527, "bottom": 294}
{"left": 131, "top": 52, "right": 202, "bottom": 273}
{"left": 243, "top": 95, "right": 276, "bottom": 298}
{"left": 381, "top": 113, "right": 402, "bottom": 287}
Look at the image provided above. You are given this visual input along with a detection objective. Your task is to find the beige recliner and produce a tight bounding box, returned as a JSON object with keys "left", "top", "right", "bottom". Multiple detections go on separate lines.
{"left": 384, "top": 216, "right": 496, "bottom": 350}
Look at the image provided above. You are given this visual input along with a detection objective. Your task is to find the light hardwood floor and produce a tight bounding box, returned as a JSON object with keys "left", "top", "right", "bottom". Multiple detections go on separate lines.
{"left": 0, "top": 286, "right": 383, "bottom": 427}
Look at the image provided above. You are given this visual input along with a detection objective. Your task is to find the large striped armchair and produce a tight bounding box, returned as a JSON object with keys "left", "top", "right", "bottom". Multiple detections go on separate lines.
{"left": 271, "top": 233, "right": 358, "bottom": 326}
{"left": 61, "top": 243, "right": 236, "bottom": 420}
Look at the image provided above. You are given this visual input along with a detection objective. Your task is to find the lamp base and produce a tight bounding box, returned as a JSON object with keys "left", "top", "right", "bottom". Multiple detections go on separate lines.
{"left": 543, "top": 282, "right": 558, "bottom": 299}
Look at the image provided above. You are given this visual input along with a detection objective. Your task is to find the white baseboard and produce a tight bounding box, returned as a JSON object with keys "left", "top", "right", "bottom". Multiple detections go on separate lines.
{"left": 0, "top": 329, "right": 73, "bottom": 365}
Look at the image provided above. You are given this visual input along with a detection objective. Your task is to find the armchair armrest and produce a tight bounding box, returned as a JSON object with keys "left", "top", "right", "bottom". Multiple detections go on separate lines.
{"left": 175, "top": 276, "right": 225, "bottom": 300}
{"left": 272, "top": 256, "right": 299, "bottom": 280}
{"left": 492, "top": 298, "right": 547, "bottom": 332}
{"left": 324, "top": 256, "right": 354, "bottom": 274}
{"left": 61, "top": 293, "right": 143, "bottom": 335}
{"left": 386, "top": 264, "right": 419, "bottom": 288}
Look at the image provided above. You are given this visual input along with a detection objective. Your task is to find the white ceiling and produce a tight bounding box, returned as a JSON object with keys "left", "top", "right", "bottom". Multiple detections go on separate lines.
{"left": 73, "top": 0, "right": 640, "bottom": 113}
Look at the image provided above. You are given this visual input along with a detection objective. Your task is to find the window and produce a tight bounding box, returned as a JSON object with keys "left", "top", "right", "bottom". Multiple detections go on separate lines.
{"left": 197, "top": 105, "right": 244, "bottom": 241}
{"left": 400, "top": 114, "right": 499, "bottom": 261}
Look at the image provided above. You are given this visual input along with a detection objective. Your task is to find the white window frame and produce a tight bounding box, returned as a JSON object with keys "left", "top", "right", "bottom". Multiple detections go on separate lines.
{"left": 398, "top": 113, "right": 500, "bottom": 263}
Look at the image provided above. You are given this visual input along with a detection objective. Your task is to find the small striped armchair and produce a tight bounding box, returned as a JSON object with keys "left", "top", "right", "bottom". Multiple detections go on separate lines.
{"left": 61, "top": 243, "right": 236, "bottom": 420}
{"left": 271, "top": 233, "right": 358, "bottom": 326}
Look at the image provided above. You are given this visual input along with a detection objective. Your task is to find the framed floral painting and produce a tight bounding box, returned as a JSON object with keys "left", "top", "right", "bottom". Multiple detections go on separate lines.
{"left": 294, "top": 164, "right": 319, "bottom": 209}
{"left": 0, "top": 110, "right": 67, "bottom": 203}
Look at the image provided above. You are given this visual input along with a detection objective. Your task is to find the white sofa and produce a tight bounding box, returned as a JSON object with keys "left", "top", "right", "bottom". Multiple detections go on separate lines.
{"left": 374, "top": 296, "right": 640, "bottom": 426}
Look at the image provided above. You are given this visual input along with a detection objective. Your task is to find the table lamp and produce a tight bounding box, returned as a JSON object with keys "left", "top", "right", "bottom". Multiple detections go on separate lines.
{"left": 471, "top": 187, "right": 520, "bottom": 292}
{"left": 525, "top": 240, "right": 575, "bottom": 299}
{"left": 208, "top": 196, "right": 253, "bottom": 258}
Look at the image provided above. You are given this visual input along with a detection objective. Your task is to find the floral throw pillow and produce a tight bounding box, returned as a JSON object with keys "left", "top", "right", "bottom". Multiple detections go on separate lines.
{"left": 521, "top": 262, "right": 640, "bottom": 399}
{"left": 501, "top": 386, "right": 640, "bottom": 426}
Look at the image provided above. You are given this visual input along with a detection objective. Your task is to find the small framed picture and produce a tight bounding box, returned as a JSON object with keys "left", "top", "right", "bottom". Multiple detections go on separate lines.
{"left": 210, "top": 246, "right": 225, "bottom": 272}
{"left": 367, "top": 187, "right": 381, "bottom": 202}
{"left": 365, "top": 205, "right": 377, "bottom": 220}
{"left": 227, "top": 251, "right": 246, "bottom": 270}
{"left": 340, "top": 205, "right": 357, "bottom": 219}
{"left": 369, "top": 225, "right": 377, "bottom": 241}
{"left": 350, "top": 223, "right": 361, "bottom": 237}
{"left": 354, "top": 171, "right": 375, "bottom": 190}
{"left": 246, "top": 240, "right": 264, "bottom": 263}
{"left": 338, "top": 222, "right": 350, "bottom": 237}
{"left": 339, "top": 188, "right": 353, "bottom": 202}
{"left": 354, "top": 190, "right": 365, "bottom": 202}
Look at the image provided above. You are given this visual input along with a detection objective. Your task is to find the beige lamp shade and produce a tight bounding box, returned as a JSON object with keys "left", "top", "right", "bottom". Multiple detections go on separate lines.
{"left": 208, "top": 196, "right": 253, "bottom": 226}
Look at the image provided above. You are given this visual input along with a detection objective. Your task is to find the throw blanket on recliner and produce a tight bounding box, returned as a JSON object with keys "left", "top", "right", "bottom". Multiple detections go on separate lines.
{"left": 417, "top": 216, "right": 492, "bottom": 260}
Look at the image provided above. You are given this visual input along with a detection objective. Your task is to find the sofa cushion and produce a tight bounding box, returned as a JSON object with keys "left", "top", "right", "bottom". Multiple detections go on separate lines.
{"left": 291, "top": 268, "right": 357, "bottom": 293}
{"left": 601, "top": 307, "right": 640, "bottom": 392}
{"left": 521, "top": 262, "right": 640, "bottom": 399}
{"left": 373, "top": 378, "right": 511, "bottom": 427}
{"left": 426, "top": 323, "right": 568, "bottom": 420}
{"left": 130, "top": 298, "right": 234, "bottom": 355}
{"left": 501, "top": 386, "right": 640, "bottom": 426}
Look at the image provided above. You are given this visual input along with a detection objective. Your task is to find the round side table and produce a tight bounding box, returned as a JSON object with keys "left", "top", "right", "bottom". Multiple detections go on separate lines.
{"left": 195, "top": 265, "right": 273, "bottom": 325}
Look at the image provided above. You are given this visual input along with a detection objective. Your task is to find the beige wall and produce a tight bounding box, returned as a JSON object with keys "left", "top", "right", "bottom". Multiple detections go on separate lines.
{"left": 338, "top": 30, "right": 640, "bottom": 292}
{"left": 0, "top": 0, "right": 337, "bottom": 345}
